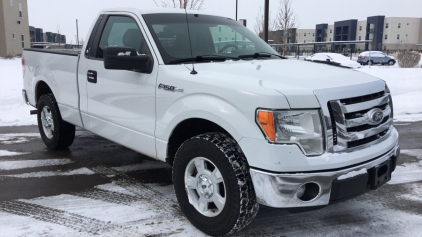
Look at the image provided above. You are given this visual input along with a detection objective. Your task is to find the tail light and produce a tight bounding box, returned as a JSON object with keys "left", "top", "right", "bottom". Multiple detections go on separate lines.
{"left": 362, "top": 56, "right": 366, "bottom": 59}
{"left": 22, "top": 58, "right": 25, "bottom": 77}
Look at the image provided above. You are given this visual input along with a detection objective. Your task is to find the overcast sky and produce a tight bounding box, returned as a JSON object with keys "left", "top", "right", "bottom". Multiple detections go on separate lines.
{"left": 28, "top": 0, "right": 422, "bottom": 44}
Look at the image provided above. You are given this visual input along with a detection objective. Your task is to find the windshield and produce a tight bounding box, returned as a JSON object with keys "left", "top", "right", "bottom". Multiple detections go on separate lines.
{"left": 142, "top": 13, "right": 280, "bottom": 64}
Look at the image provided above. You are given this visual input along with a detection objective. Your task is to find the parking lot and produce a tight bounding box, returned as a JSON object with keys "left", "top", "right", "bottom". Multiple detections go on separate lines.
{"left": 0, "top": 122, "right": 421, "bottom": 236}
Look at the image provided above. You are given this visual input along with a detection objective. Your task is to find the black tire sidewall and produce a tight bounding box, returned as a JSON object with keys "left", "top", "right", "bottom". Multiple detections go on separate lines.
{"left": 173, "top": 137, "right": 242, "bottom": 236}
{"left": 37, "top": 94, "right": 62, "bottom": 149}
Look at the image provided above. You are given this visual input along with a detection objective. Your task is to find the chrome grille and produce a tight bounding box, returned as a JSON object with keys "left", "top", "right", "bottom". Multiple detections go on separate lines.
{"left": 327, "top": 91, "right": 393, "bottom": 152}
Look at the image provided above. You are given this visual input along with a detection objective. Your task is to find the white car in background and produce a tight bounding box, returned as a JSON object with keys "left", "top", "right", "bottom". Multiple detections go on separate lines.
{"left": 305, "top": 53, "right": 361, "bottom": 69}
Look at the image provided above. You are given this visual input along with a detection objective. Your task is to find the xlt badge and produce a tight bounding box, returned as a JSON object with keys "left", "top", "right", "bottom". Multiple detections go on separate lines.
{"left": 158, "top": 83, "right": 184, "bottom": 92}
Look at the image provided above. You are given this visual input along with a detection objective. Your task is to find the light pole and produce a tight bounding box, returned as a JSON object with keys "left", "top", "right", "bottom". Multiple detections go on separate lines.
{"left": 236, "top": 0, "right": 238, "bottom": 21}
{"left": 76, "top": 19, "right": 79, "bottom": 47}
{"left": 264, "top": 0, "right": 269, "bottom": 43}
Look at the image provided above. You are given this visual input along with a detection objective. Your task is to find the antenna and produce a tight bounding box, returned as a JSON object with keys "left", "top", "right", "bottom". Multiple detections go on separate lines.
{"left": 184, "top": 9, "right": 197, "bottom": 75}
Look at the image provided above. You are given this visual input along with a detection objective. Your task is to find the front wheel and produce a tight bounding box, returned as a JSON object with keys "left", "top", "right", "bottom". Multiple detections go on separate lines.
{"left": 173, "top": 133, "right": 259, "bottom": 236}
{"left": 388, "top": 60, "right": 395, "bottom": 65}
{"left": 37, "top": 94, "right": 75, "bottom": 150}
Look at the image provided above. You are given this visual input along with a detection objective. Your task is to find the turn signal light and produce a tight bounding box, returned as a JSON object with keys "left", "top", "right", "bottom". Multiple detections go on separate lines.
{"left": 257, "top": 111, "right": 275, "bottom": 142}
{"left": 22, "top": 58, "right": 25, "bottom": 77}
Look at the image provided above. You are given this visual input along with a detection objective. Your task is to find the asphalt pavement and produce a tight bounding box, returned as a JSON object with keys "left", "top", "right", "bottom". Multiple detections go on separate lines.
{"left": 0, "top": 122, "right": 421, "bottom": 236}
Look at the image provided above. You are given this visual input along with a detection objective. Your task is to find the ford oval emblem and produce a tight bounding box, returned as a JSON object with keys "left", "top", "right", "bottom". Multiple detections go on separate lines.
{"left": 367, "top": 108, "right": 384, "bottom": 125}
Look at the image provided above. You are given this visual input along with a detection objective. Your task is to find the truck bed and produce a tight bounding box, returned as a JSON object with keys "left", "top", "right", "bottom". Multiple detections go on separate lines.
{"left": 23, "top": 48, "right": 83, "bottom": 127}
{"left": 24, "top": 48, "right": 81, "bottom": 56}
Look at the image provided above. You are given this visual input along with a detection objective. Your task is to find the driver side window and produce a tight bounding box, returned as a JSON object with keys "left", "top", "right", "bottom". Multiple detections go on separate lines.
{"left": 95, "top": 16, "right": 151, "bottom": 59}
{"left": 209, "top": 25, "right": 256, "bottom": 53}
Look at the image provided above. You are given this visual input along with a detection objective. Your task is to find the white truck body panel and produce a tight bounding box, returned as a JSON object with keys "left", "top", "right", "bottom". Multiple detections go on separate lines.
{"left": 22, "top": 8, "right": 400, "bottom": 212}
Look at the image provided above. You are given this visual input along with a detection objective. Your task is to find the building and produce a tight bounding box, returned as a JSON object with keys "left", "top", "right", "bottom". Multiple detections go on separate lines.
{"left": 315, "top": 16, "right": 422, "bottom": 52}
{"left": 35, "top": 27, "right": 43, "bottom": 42}
{"left": 0, "top": 0, "right": 30, "bottom": 56}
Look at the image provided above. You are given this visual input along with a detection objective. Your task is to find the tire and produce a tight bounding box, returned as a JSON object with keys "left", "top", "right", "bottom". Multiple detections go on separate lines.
{"left": 388, "top": 60, "right": 395, "bottom": 65}
{"left": 37, "top": 93, "right": 75, "bottom": 150}
{"left": 173, "top": 133, "right": 259, "bottom": 236}
{"left": 368, "top": 60, "right": 373, "bottom": 65}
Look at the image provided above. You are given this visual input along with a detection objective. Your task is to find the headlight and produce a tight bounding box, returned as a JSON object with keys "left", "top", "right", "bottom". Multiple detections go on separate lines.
{"left": 257, "top": 109, "right": 324, "bottom": 156}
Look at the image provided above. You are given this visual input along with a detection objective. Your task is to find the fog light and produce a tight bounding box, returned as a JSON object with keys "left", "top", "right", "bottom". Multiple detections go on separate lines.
{"left": 296, "top": 182, "right": 321, "bottom": 202}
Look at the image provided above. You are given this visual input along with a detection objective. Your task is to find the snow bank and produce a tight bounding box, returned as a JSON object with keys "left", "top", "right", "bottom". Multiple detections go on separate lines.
{"left": 0, "top": 58, "right": 37, "bottom": 126}
{"left": 357, "top": 68, "right": 422, "bottom": 122}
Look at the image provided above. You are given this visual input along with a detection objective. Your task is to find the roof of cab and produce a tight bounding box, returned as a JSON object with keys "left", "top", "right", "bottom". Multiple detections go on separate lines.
{"left": 100, "top": 7, "right": 227, "bottom": 18}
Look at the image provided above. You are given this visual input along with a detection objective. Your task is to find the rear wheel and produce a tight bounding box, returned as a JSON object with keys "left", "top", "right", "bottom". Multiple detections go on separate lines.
{"left": 368, "top": 60, "right": 373, "bottom": 65}
{"left": 37, "top": 94, "right": 75, "bottom": 150}
{"left": 173, "top": 133, "right": 259, "bottom": 236}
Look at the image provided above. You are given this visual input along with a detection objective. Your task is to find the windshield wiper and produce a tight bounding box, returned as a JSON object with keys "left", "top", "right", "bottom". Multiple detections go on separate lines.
{"left": 168, "top": 55, "right": 237, "bottom": 64}
{"left": 238, "top": 52, "right": 286, "bottom": 59}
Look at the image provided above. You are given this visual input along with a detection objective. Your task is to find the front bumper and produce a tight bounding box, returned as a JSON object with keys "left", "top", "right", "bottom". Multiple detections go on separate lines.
{"left": 250, "top": 144, "right": 400, "bottom": 208}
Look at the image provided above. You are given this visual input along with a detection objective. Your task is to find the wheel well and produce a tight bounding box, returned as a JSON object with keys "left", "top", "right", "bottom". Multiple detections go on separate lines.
{"left": 36, "top": 81, "right": 53, "bottom": 105}
{"left": 167, "top": 118, "right": 230, "bottom": 165}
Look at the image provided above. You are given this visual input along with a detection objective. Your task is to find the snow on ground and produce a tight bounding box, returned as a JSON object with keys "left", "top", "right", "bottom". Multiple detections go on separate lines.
{"left": 0, "top": 158, "right": 73, "bottom": 170}
{"left": 0, "top": 133, "right": 41, "bottom": 144}
{"left": 112, "top": 161, "right": 169, "bottom": 172}
{"left": 401, "top": 149, "right": 422, "bottom": 159}
{"left": 0, "top": 150, "right": 30, "bottom": 157}
{"left": 357, "top": 67, "right": 422, "bottom": 122}
{"left": 4, "top": 167, "right": 95, "bottom": 178}
{"left": 389, "top": 162, "right": 422, "bottom": 185}
{"left": 0, "top": 58, "right": 37, "bottom": 126}
{"left": 21, "top": 194, "right": 159, "bottom": 224}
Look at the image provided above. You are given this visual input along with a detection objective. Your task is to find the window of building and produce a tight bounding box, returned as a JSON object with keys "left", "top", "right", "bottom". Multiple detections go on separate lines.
{"left": 304, "top": 40, "right": 306, "bottom": 43}
{"left": 13, "top": 33, "right": 15, "bottom": 39}
{"left": 359, "top": 26, "right": 362, "bottom": 31}
{"left": 385, "top": 23, "right": 388, "bottom": 28}
{"left": 384, "top": 46, "right": 386, "bottom": 50}
{"left": 359, "top": 36, "right": 361, "bottom": 40}
{"left": 313, "top": 33, "right": 314, "bottom": 36}
{"left": 398, "top": 23, "right": 401, "bottom": 28}
{"left": 218, "top": 26, "right": 221, "bottom": 32}
{"left": 385, "top": 34, "right": 388, "bottom": 40}
{"left": 407, "top": 23, "right": 409, "bottom": 25}
{"left": 304, "top": 33, "right": 306, "bottom": 36}
{"left": 19, "top": 3, "right": 22, "bottom": 17}
{"left": 231, "top": 38, "right": 234, "bottom": 40}
{"left": 329, "top": 38, "right": 331, "bottom": 41}
{"left": 330, "top": 29, "right": 332, "bottom": 33}
{"left": 218, "top": 37, "right": 221, "bottom": 41}
{"left": 10, "top": 0, "right": 12, "bottom": 6}
{"left": 21, "top": 35, "right": 24, "bottom": 48}
{"left": 397, "top": 34, "right": 400, "bottom": 39}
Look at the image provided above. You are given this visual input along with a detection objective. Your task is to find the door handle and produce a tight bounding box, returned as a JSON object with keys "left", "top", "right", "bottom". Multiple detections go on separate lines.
{"left": 87, "top": 70, "right": 97, "bottom": 83}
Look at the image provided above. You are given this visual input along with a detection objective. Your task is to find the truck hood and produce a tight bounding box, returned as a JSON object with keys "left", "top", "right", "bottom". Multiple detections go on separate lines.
{"left": 194, "top": 59, "right": 384, "bottom": 108}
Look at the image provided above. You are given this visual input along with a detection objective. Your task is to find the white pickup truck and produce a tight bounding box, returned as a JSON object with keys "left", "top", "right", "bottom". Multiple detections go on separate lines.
{"left": 22, "top": 8, "right": 400, "bottom": 236}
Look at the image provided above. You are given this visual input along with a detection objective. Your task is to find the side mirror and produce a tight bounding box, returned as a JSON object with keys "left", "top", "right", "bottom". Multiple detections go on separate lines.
{"left": 103, "top": 46, "right": 152, "bottom": 73}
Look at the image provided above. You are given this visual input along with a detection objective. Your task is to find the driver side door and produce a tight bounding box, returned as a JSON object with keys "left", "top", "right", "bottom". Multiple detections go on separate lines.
{"left": 84, "top": 13, "right": 158, "bottom": 158}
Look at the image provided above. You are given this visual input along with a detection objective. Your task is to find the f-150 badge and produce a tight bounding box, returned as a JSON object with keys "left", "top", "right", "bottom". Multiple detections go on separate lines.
{"left": 158, "top": 83, "right": 184, "bottom": 92}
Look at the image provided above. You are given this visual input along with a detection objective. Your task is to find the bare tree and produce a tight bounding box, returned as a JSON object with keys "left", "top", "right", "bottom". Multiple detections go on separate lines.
{"left": 152, "top": 0, "right": 205, "bottom": 10}
{"left": 254, "top": 7, "right": 275, "bottom": 39}
{"left": 275, "top": 0, "right": 299, "bottom": 55}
